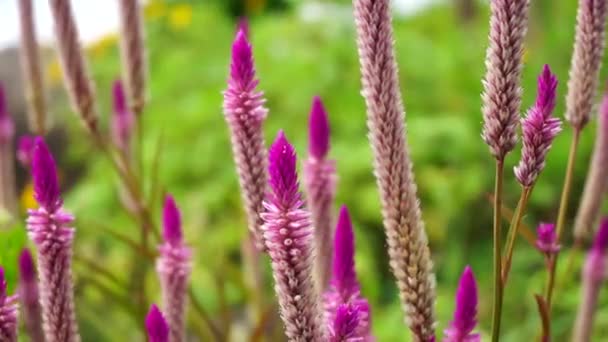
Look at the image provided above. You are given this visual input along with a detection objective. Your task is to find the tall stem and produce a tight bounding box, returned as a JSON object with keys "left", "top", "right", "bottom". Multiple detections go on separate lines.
{"left": 502, "top": 186, "right": 532, "bottom": 285}
{"left": 491, "top": 159, "right": 505, "bottom": 342}
{"left": 546, "top": 129, "right": 581, "bottom": 308}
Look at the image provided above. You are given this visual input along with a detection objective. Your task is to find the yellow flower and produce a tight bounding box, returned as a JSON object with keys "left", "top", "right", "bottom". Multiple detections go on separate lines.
{"left": 168, "top": 4, "right": 192, "bottom": 31}
{"left": 46, "top": 58, "right": 63, "bottom": 86}
{"left": 87, "top": 33, "right": 118, "bottom": 59}
{"left": 145, "top": 0, "right": 167, "bottom": 20}
{"left": 20, "top": 182, "right": 37, "bottom": 212}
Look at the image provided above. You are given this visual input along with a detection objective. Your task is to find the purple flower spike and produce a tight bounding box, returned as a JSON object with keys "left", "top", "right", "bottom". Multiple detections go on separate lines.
{"left": 329, "top": 303, "right": 362, "bottom": 342}
{"left": 27, "top": 137, "right": 79, "bottom": 341}
{"left": 535, "top": 223, "right": 561, "bottom": 255}
{"left": 157, "top": 194, "right": 191, "bottom": 342}
{"left": 32, "top": 137, "right": 62, "bottom": 213}
{"left": 514, "top": 65, "right": 562, "bottom": 187}
{"left": 111, "top": 80, "right": 134, "bottom": 151}
{"left": 237, "top": 17, "right": 249, "bottom": 38}
{"left": 308, "top": 96, "right": 331, "bottom": 159}
{"left": 0, "top": 84, "right": 15, "bottom": 143}
{"left": 0, "top": 266, "right": 19, "bottom": 342}
{"left": 443, "top": 266, "right": 480, "bottom": 342}
{"left": 17, "top": 135, "right": 36, "bottom": 169}
{"left": 267, "top": 131, "right": 299, "bottom": 206}
{"left": 223, "top": 27, "right": 269, "bottom": 251}
{"left": 18, "top": 249, "right": 44, "bottom": 342}
{"left": 162, "top": 195, "right": 182, "bottom": 245}
{"left": 145, "top": 304, "right": 169, "bottom": 342}
{"left": 324, "top": 206, "right": 372, "bottom": 340}
{"left": 261, "top": 131, "right": 324, "bottom": 341}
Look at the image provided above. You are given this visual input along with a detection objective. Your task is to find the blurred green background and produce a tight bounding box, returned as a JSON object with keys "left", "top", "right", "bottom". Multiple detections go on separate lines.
{"left": 1, "top": 0, "right": 608, "bottom": 340}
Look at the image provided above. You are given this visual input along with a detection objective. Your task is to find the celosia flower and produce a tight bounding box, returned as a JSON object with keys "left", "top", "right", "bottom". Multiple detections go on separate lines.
{"left": 0, "top": 266, "right": 18, "bottom": 342}
{"left": 535, "top": 223, "right": 560, "bottom": 255}
{"left": 223, "top": 28, "right": 269, "bottom": 251}
{"left": 17, "top": 135, "right": 36, "bottom": 169}
{"left": 572, "top": 218, "right": 608, "bottom": 341}
{"left": 575, "top": 92, "right": 608, "bottom": 240}
{"left": 0, "top": 84, "right": 15, "bottom": 143}
{"left": 157, "top": 195, "right": 191, "bottom": 342}
{"left": 324, "top": 206, "right": 371, "bottom": 339}
{"left": 565, "top": 0, "right": 608, "bottom": 129}
{"left": 27, "top": 137, "right": 80, "bottom": 341}
{"left": 18, "top": 249, "right": 44, "bottom": 342}
{"left": 353, "top": 0, "right": 435, "bottom": 338}
{"left": 118, "top": 0, "right": 147, "bottom": 115}
{"left": 304, "top": 96, "right": 337, "bottom": 290}
{"left": 111, "top": 80, "right": 134, "bottom": 151}
{"left": 146, "top": 304, "right": 169, "bottom": 342}
{"left": 443, "top": 266, "right": 479, "bottom": 342}
{"left": 329, "top": 303, "right": 364, "bottom": 342}
{"left": 261, "top": 131, "right": 324, "bottom": 341}
{"left": 481, "top": 0, "right": 530, "bottom": 160}
{"left": 514, "top": 65, "right": 562, "bottom": 187}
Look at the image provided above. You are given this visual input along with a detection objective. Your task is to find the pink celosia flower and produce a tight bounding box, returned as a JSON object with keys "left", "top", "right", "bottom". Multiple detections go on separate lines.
{"left": 26, "top": 137, "right": 80, "bottom": 342}
{"left": 223, "top": 28, "right": 269, "bottom": 251}
{"left": 18, "top": 249, "right": 44, "bottom": 342}
{"left": 111, "top": 80, "right": 134, "bottom": 152}
{"left": 146, "top": 304, "right": 169, "bottom": 342}
{"left": 514, "top": 65, "right": 562, "bottom": 187}
{"left": 157, "top": 195, "right": 191, "bottom": 342}
{"left": 324, "top": 206, "right": 371, "bottom": 339}
{"left": 304, "top": 96, "right": 337, "bottom": 290}
{"left": 329, "top": 303, "right": 365, "bottom": 342}
{"left": 17, "top": 135, "right": 36, "bottom": 169}
{"left": 443, "top": 266, "right": 479, "bottom": 342}
{"left": 261, "top": 131, "right": 324, "bottom": 341}
{"left": 0, "top": 266, "right": 18, "bottom": 342}
{"left": 535, "top": 223, "right": 560, "bottom": 255}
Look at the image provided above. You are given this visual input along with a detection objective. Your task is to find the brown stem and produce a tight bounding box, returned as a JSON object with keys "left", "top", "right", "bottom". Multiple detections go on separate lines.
{"left": 491, "top": 159, "right": 505, "bottom": 342}
{"left": 502, "top": 186, "right": 532, "bottom": 285}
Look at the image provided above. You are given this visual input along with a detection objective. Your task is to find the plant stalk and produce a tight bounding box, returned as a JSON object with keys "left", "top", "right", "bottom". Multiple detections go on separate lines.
{"left": 502, "top": 186, "right": 532, "bottom": 285}
{"left": 546, "top": 129, "right": 581, "bottom": 308}
{"left": 491, "top": 159, "right": 505, "bottom": 342}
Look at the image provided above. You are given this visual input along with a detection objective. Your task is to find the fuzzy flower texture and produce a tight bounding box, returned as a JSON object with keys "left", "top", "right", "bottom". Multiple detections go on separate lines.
{"left": 261, "top": 131, "right": 324, "bottom": 341}
{"left": 27, "top": 137, "right": 79, "bottom": 342}
{"left": 146, "top": 304, "right": 169, "bottom": 342}
{"left": 535, "top": 223, "right": 560, "bottom": 255}
{"left": 0, "top": 267, "right": 19, "bottom": 342}
{"left": 514, "top": 65, "right": 562, "bottom": 187}
{"left": 443, "top": 266, "right": 479, "bottom": 342}
{"left": 157, "top": 195, "right": 191, "bottom": 342}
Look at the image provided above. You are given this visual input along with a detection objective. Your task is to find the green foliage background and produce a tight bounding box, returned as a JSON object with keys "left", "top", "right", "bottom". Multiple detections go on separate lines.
{"left": 2, "top": 0, "right": 608, "bottom": 340}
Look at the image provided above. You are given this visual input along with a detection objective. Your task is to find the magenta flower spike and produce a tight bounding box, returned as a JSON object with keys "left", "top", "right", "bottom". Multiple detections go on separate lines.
{"left": 146, "top": 304, "right": 169, "bottom": 342}
{"left": 17, "top": 135, "right": 36, "bottom": 169}
{"left": 237, "top": 17, "right": 250, "bottom": 38}
{"left": 223, "top": 28, "right": 269, "bottom": 251}
{"left": 156, "top": 195, "right": 191, "bottom": 342}
{"left": 0, "top": 266, "right": 18, "bottom": 342}
{"left": 304, "top": 96, "right": 337, "bottom": 290}
{"left": 261, "top": 131, "right": 324, "bottom": 341}
{"left": 573, "top": 218, "right": 608, "bottom": 341}
{"left": 18, "top": 249, "right": 44, "bottom": 342}
{"left": 111, "top": 79, "right": 134, "bottom": 152}
{"left": 324, "top": 206, "right": 372, "bottom": 339}
{"left": 443, "top": 266, "right": 480, "bottom": 342}
{"left": 329, "top": 303, "right": 364, "bottom": 342}
{"left": 26, "top": 137, "right": 80, "bottom": 341}
{"left": 535, "top": 223, "right": 560, "bottom": 255}
{"left": 514, "top": 65, "right": 562, "bottom": 187}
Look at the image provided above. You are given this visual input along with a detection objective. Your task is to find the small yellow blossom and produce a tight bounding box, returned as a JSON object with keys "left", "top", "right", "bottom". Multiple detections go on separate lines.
{"left": 46, "top": 58, "right": 63, "bottom": 86}
{"left": 168, "top": 4, "right": 192, "bottom": 31}
{"left": 145, "top": 0, "right": 167, "bottom": 20}
{"left": 87, "top": 33, "right": 118, "bottom": 59}
{"left": 20, "top": 182, "right": 37, "bottom": 212}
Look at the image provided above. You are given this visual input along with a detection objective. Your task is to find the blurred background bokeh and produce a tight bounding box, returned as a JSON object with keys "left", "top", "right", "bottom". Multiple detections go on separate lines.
{"left": 0, "top": 0, "right": 607, "bottom": 340}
